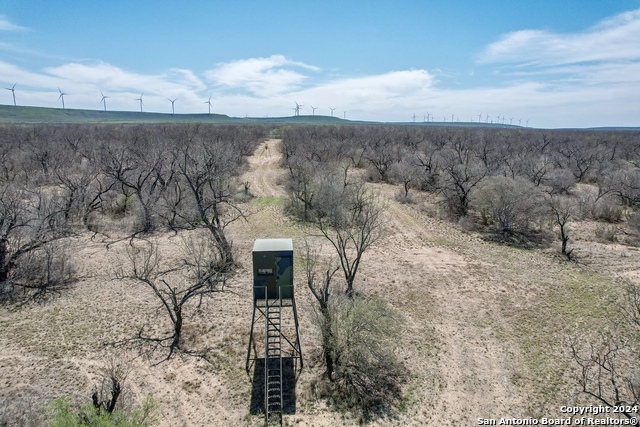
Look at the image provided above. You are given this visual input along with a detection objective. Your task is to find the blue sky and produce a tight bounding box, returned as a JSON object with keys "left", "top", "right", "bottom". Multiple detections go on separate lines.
{"left": 1, "top": 1, "right": 639, "bottom": 128}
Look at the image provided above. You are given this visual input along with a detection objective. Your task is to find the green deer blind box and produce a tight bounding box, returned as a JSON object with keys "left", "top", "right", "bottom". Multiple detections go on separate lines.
{"left": 252, "top": 238, "right": 293, "bottom": 300}
{"left": 246, "top": 238, "right": 302, "bottom": 425}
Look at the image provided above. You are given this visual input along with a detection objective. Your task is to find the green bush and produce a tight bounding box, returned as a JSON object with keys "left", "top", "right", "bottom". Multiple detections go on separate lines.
{"left": 471, "top": 175, "right": 544, "bottom": 232}
{"left": 325, "top": 294, "right": 407, "bottom": 413}
{"left": 47, "top": 396, "right": 158, "bottom": 427}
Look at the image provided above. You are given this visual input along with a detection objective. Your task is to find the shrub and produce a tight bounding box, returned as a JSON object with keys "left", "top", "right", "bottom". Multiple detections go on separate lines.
{"left": 544, "top": 168, "right": 575, "bottom": 194}
{"left": 627, "top": 211, "right": 640, "bottom": 235}
{"left": 595, "top": 224, "right": 618, "bottom": 242}
{"left": 47, "top": 396, "right": 158, "bottom": 427}
{"left": 471, "top": 176, "right": 544, "bottom": 232}
{"left": 593, "top": 194, "right": 624, "bottom": 223}
{"left": 324, "top": 294, "right": 407, "bottom": 413}
{"left": 394, "top": 189, "right": 415, "bottom": 204}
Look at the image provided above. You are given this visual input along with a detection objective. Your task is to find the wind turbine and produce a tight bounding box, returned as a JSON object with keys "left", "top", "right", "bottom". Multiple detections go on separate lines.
{"left": 525, "top": 119, "right": 529, "bottom": 127}
{"left": 100, "top": 90, "right": 109, "bottom": 112}
{"left": 294, "top": 102, "right": 303, "bottom": 116}
{"left": 343, "top": 110, "right": 347, "bottom": 120}
{"left": 478, "top": 113, "right": 482, "bottom": 122}
{"left": 204, "top": 96, "right": 212, "bottom": 114}
{"left": 58, "top": 87, "right": 67, "bottom": 109}
{"left": 509, "top": 117, "right": 513, "bottom": 125}
{"left": 518, "top": 118, "right": 522, "bottom": 126}
{"left": 168, "top": 98, "right": 177, "bottom": 115}
{"left": 135, "top": 93, "right": 144, "bottom": 112}
{"left": 426, "top": 112, "right": 431, "bottom": 122}
{"left": 311, "top": 105, "right": 318, "bottom": 115}
{"left": 329, "top": 107, "right": 336, "bottom": 117}
{"left": 5, "top": 83, "right": 16, "bottom": 106}
{"left": 451, "top": 114, "right": 454, "bottom": 122}
{"left": 412, "top": 113, "right": 417, "bottom": 122}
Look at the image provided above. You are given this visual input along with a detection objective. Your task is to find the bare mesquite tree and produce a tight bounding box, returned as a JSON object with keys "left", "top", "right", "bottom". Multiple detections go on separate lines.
{"left": 284, "top": 148, "right": 322, "bottom": 221}
{"left": 363, "top": 131, "right": 401, "bottom": 182}
{"left": 172, "top": 134, "right": 246, "bottom": 267}
{"left": 570, "top": 281, "right": 640, "bottom": 422}
{"left": 91, "top": 355, "right": 132, "bottom": 415}
{"left": 604, "top": 163, "right": 640, "bottom": 208}
{"left": 96, "top": 126, "right": 176, "bottom": 235}
{"left": 117, "top": 234, "right": 226, "bottom": 361}
{"left": 313, "top": 179, "right": 386, "bottom": 297}
{"left": 0, "top": 182, "right": 72, "bottom": 303}
{"left": 437, "top": 145, "right": 487, "bottom": 218}
{"left": 546, "top": 194, "right": 578, "bottom": 258}
{"left": 302, "top": 240, "right": 406, "bottom": 413}
{"left": 389, "top": 152, "right": 422, "bottom": 201}
{"left": 303, "top": 241, "right": 339, "bottom": 379}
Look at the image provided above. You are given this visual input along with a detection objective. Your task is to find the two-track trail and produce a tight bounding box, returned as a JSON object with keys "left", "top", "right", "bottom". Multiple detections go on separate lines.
{"left": 238, "top": 138, "right": 526, "bottom": 425}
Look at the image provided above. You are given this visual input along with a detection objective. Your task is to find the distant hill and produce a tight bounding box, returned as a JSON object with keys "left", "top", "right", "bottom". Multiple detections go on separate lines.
{"left": 0, "top": 105, "right": 510, "bottom": 127}
{"left": 3, "top": 105, "right": 638, "bottom": 129}
{"left": 0, "top": 105, "right": 354, "bottom": 125}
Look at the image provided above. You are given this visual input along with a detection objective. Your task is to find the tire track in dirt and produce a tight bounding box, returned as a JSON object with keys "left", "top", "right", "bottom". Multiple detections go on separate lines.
{"left": 242, "top": 139, "right": 287, "bottom": 198}
{"left": 343, "top": 183, "right": 526, "bottom": 424}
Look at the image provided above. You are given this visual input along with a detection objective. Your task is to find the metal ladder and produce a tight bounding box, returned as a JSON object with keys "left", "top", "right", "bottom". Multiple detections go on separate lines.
{"left": 264, "top": 291, "right": 283, "bottom": 425}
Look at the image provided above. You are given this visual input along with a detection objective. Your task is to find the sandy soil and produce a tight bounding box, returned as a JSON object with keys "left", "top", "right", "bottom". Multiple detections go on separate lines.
{"left": 1, "top": 138, "right": 637, "bottom": 426}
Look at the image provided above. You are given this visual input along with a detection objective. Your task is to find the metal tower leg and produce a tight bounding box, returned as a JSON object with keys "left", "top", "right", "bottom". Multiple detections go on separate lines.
{"left": 291, "top": 292, "right": 303, "bottom": 370}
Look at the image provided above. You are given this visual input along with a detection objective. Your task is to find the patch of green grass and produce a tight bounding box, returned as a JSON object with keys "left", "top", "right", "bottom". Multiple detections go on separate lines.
{"left": 250, "top": 195, "right": 283, "bottom": 207}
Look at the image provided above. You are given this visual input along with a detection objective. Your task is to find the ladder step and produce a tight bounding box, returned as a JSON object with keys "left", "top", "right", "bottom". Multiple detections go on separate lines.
{"left": 264, "top": 302, "right": 285, "bottom": 423}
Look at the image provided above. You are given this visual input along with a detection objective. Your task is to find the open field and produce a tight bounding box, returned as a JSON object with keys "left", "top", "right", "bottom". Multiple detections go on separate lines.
{"left": 1, "top": 125, "right": 640, "bottom": 426}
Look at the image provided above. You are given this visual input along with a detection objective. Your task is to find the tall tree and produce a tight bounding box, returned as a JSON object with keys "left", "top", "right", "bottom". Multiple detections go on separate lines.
{"left": 313, "top": 180, "right": 385, "bottom": 297}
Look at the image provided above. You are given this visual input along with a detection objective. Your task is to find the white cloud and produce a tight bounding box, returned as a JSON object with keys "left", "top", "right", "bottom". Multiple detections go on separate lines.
{"left": 1, "top": 45, "right": 638, "bottom": 128}
{"left": 0, "top": 61, "right": 209, "bottom": 112}
{"left": 479, "top": 8, "right": 640, "bottom": 66}
{"left": 291, "top": 69, "right": 436, "bottom": 118}
{"left": 462, "top": 8, "right": 640, "bottom": 127}
{"left": 0, "top": 15, "right": 27, "bottom": 31}
{"left": 43, "top": 62, "right": 206, "bottom": 93}
{"left": 206, "top": 55, "right": 320, "bottom": 97}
